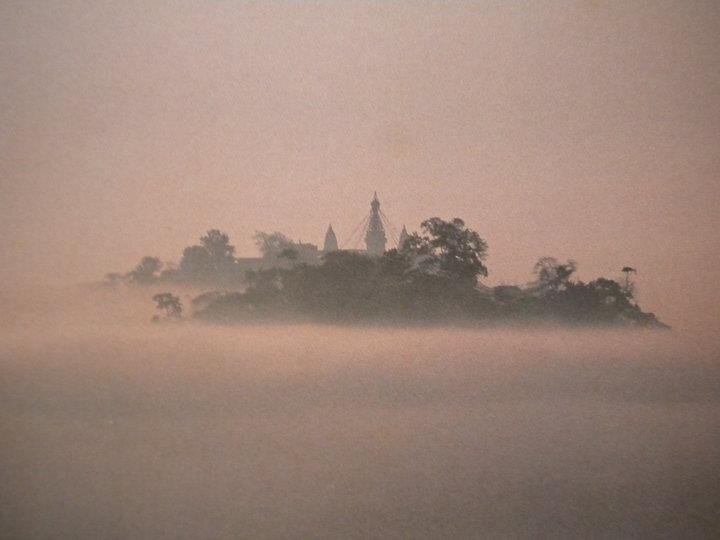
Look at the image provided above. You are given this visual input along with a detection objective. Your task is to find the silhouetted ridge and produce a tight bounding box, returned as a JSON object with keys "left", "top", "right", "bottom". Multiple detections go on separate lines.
{"left": 102, "top": 213, "right": 666, "bottom": 328}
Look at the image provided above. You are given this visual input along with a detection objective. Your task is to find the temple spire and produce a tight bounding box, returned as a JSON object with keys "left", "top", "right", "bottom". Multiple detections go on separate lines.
{"left": 365, "top": 192, "right": 387, "bottom": 256}
{"left": 323, "top": 223, "right": 338, "bottom": 252}
{"left": 398, "top": 225, "right": 409, "bottom": 250}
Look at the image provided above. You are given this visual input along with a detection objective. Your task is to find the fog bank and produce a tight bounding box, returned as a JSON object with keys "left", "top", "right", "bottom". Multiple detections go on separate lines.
{"left": 1, "top": 287, "right": 718, "bottom": 538}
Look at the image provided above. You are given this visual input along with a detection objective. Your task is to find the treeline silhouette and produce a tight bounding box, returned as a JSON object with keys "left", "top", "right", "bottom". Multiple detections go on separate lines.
{"left": 125, "top": 218, "right": 666, "bottom": 328}
{"left": 106, "top": 229, "right": 319, "bottom": 286}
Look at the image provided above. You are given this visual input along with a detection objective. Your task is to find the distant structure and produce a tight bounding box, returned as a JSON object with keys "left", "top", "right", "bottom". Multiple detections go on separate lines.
{"left": 238, "top": 193, "right": 400, "bottom": 270}
{"left": 398, "top": 225, "right": 409, "bottom": 251}
{"left": 365, "top": 192, "right": 387, "bottom": 256}
{"left": 323, "top": 224, "right": 338, "bottom": 252}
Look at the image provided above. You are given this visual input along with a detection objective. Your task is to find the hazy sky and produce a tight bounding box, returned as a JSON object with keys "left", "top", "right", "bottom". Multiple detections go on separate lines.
{"left": 2, "top": 1, "right": 719, "bottom": 329}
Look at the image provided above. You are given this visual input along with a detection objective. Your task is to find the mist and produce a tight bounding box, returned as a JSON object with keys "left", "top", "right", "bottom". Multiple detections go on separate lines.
{"left": 3, "top": 1, "right": 720, "bottom": 537}
{"left": 1, "top": 286, "right": 719, "bottom": 537}
{"left": 2, "top": 1, "right": 720, "bottom": 330}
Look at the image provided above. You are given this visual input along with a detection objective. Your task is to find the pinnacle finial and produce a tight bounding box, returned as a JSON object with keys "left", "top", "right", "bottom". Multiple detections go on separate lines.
{"left": 398, "top": 224, "right": 409, "bottom": 250}
{"left": 324, "top": 222, "right": 338, "bottom": 252}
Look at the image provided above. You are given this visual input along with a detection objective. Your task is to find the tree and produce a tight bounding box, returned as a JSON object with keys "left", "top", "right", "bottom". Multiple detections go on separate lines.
{"left": 128, "top": 256, "right": 163, "bottom": 284}
{"left": 179, "top": 245, "right": 213, "bottom": 280}
{"left": 178, "top": 229, "right": 237, "bottom": 282}
{"left": 201, "top": 229, "right": 237, "bottom": 276}
{"left": 104, "top": 272, "right": 125, "bottom": 286}
{"left": 254, "top": 231, "right": 294, "bottom": 259}
{"left": 255, "top": 231, "right": 320, "bottom": 265}
{"left": 402, "top": 218, "right": 488, "bottom": 285}
{"left": 279, "top": 247, "right": 299, "bottom": 261}
{"left": 555, "top": 278, "right": 633, "bottom": 324}
{"left": 244, "top": 268, "right": 285, "bottom": 306}
{"left": 315, "top": 251, "right": 379, "bottom": 317}
{"left": 378, "top": 248, "right": 412, "bottom": 280}
{"left": 152, "top": 292, "right": 182, "bottom": 318}
{"left": 201, "top": 229, "right": 235, "bottom": 263}
{"left": 532, "top": 257, "right": 577, "bottom": 293}
{"left": 621, "top": 266, "right": 637, "bottom": 298}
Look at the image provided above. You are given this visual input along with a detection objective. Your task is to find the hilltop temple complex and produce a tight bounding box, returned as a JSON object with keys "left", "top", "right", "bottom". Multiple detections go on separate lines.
{"left": 235, "top": 192, "right": 407, "bottom": 272}
{"left": 322, "top": 192, "right": 403, "bottom": 255}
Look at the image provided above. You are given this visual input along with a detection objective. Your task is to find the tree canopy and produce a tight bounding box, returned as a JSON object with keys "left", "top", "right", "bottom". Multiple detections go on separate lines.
{"left": 152, "top": 292, "right": 183, "bottom": 319}
{"left": 104, "top": 217, "right": 666, "bottom": 329}
{"left": 403, "top": 217, "right": 489, "bottom": 284}
{"left": 129, "top": 256, "right": 163, "bottom": 284}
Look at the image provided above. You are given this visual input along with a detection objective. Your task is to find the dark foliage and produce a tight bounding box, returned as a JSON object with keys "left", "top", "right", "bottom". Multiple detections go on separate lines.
{"left": 152, "top": 292, "right": 183, "bottom": 319}
{"left": 178, "top": 229, "right": 240, "bottom": 283}
{"left": 189, "top": 219, "right": 666, "bottom": 328}
{"left": 128, "top": 256, "right": 163, "bottom": 284}
{"left": 403, "top": 217, "right": 489, "bottom": 284}
{"left": 106, "top": 228, "right": 326, "bottom": 287}
{"left": 113, "top": 218, "right": 665, "bottom": 328}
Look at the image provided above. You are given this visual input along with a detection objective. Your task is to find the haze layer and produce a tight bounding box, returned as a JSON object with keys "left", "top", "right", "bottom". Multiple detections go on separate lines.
{"left": 1, "top": 288, "right": 718, "bottom": 538}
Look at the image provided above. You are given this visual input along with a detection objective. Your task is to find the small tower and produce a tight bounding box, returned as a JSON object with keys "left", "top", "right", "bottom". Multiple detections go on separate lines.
{"left": 365, "top": 191, "right": 387, "bottom": 256}
{"left": 323, "top": 223, "right": 338, "bottom": 252}
{"left": 398, "top": 225, "right": 409, "bottom": 251}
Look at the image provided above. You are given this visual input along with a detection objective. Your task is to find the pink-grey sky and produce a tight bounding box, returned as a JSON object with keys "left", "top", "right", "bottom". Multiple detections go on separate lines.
{"left": 1, "top": 1, "right": 719, "bottom": 329}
